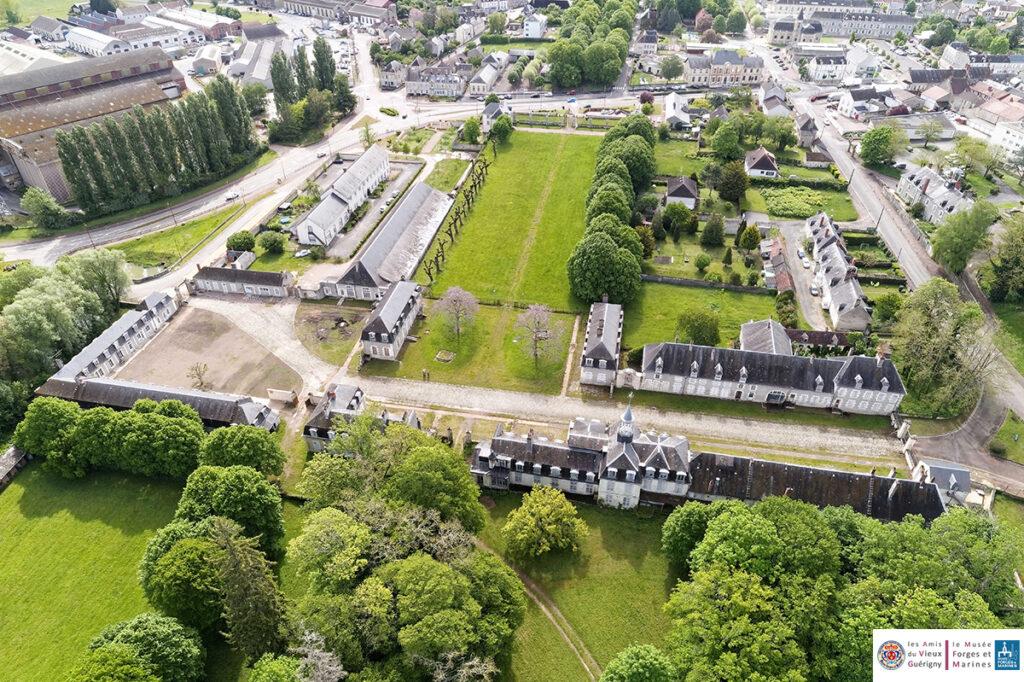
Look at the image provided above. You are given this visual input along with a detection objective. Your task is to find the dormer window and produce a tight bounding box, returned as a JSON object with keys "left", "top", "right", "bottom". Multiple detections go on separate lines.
{"left": 739, "top": 367, "right": 748, "bottom": 384}
{"left": 880, "top": 377, "right": 889, "bottom": 393}
{"left": 854, "top": 374, "right": 863, "bottom": 389}
{"left": 714, "top": 363, "right": 723, "bottom": 381}
{"left": 607, "top": 467, "right": 618, "bottom": 479}
{"left": 690, "top": 360, "right": 699, "bottom": 378}
{"left": 646, "top": 466, "right": 655, "bottom": 478}
{"left": 625, "top": 470, "right": 636, "bottom": 482}
{"left": 598, "top": 359, "right": 606, "bottom": 369}
{"left": 381, "top": 333, "right": 389, "bottom": 343}
{"left": 815, "top": 375, "right": 824, "bottom": 393}
{"left": 585, "top": 357, "right": 594, "bottom": 367}
{"left": 550, "top": 466, "right": 561, "bottom": 478}
{"left": 368, "top": 332, "right": 376, "bottom": 341}
{"left": 655, "top": 356, "right": 664, "bottom": 379}
{"left": 516, "top": 461, "right": 524, "bottom": 472}
{"left": 533, "top": 463, "right": 542, "bottom": 475}
{"left": 570, "top": 469, "right": 578, "bottom": 480}
{"left": 659, "top": 469, "right": 669, "bottom": 480}
{"left": 586, "top": 471, "right": 595, "bottom": 482}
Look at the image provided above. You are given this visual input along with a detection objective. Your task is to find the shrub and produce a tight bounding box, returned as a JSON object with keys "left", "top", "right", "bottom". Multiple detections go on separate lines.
{"left": 728, "top": 271, "right": 742, "bottom": 285}
{"left": 380, "top": 107, "right": 399, "bottom": 116}
{"left": 760, "top": 187, "right": 828, "bottom": 218}
{"left": 641, "top": 102, "right": 654, "bottom": 115}
{"left": 257, "top": 231, "right": 285, "bottom": 254}
{"left": 626, "top": 346, "right": 645, "bottom": 366}
{"left": 910, "top": 202, "right": 925, "bottom": 219}
{"left": 989, "top": 439, "right": 1007, "bottom": 456}
{"left": 225, "top": 231, "right": 255, "bottom": 252}
{"left": 704, "top": 272, "right": 723, "bottom": 283}
{"left": 695, "top": 253, "right": 712, "bottom": 271}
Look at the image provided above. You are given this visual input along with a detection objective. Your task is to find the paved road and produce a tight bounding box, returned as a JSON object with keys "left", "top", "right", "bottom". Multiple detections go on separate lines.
{"left": 778, "top": 219, "right": 829, "bottom": 329}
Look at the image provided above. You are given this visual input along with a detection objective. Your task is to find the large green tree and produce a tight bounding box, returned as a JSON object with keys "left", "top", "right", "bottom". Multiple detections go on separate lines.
{"left": 383, "top": 442, "right": 487, "bottom": 532}
{"left": 146, "top": 538, "right": 225, "bottom": 632}
{"left": 312, "top": 36, "right": 337, "bottom": 91}
{"left": 501, "top": 486, "right": 588, "bottom": 560}
{"left": 718, "top": 160, "right": 749, "bottom": 202}
{"left": 931, "top": 201, "right": 999, "bottom": 273}
{"left": 567, "top": 230, "right": 642, "bottom": 303}
{"left": 198, "top": 425, "right": 285, "bottom": 475}
{"left": 90, "top": 613, "right": 205, "bottom": 682}
{"left": 602, "top": 644, "right": 677, "bottom": 682}
{"left": 288, "top": 507, "right": 372, "bottom": 593}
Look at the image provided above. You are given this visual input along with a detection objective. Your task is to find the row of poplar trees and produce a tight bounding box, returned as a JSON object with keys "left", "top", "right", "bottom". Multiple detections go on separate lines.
{"left": 54, "top": 75, "right": 258, "bottom": 216}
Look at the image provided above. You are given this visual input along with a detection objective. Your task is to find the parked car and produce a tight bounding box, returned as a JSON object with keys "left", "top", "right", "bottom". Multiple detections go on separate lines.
{"left": 802, "top": 257, "right": 811, "bottom": 269}
{"left": 531, "top": 93, "right": 540, "bottom": 98}
{"left": 895, "top": 162, "right": 907, "bottom": 170}
{"left": 797, "top": 247, "right": 805, "bottom": 259}
{"left": 295, "top": 249, "right": 312, "bottom": 258}
{"left": 224, "top": 191, "right": 239, "bottom": 201}
{"left": 316, "top": 151, "right": 327, "bottom": 158}
{"left": 809, "top": 284, "right": 819, "bottom": 296}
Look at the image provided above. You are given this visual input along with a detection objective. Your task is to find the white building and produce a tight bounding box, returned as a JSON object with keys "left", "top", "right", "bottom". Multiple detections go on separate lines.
{"left": 523, "top": 13, "right": 547, "bottom": 39}
{"left": 66, "top": 27, "right": 130, "bottom": 56}
{"left": 744, "top": 146, "right": 780, "bottom": 178}
{"left": 993, "top": 119, "right": 1024, "bottom": 156}
{"left": 580, "top": 300, "right": 623, "bottom": 387}
{"left": 360, "top": 280, "right": 422, "bottom": 360}
{"left": 896, "top": 166, "right": 975, "bottom": 224}
{"left": 296, "top": 145, "right": 390, "bottom": 246}
{"left": 808, "top": 54, "right": 846, "bottom": 82}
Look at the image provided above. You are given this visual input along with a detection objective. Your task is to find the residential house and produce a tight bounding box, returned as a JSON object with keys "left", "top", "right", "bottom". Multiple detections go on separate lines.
{"left": 580, "top": 300, "right": 623, "bottom": 387}
{"left": 381, "top": 59, "right": 407, "bottom": 89}
{"left": 482, "top": 100, "right": 512, "bottom": 132}
{"left": 807, "top": 10, "right": 916, "bottom": 38}
{"left": 523, "top": 12, "right": 547, "bottom": 38}
{"left": 296, "top": 145, "right": 390, "bottom": 246}
{"left": 303, "top": 382, "right": 365, "bottom": 451}
{"left": 768, "top": 16, "right": 823, "bottom": 43}
{"left": 744, "top": 146, "right": 780, "bottom": 178}
{"left": 808, "top": 54, "right": 846, "bottom": 82}
{"left": 634, "top": 29, "right": 658, "bottom": 56}
{"left": 762, "top": 95, "right": 790, "bottom": 117}
{"left": 805, "top": 213, "right": 873, "bottom": 332}
{"left": 28, "top": 16, "right": 68, "bottom": 41}
{"left": 361, "top": 280, "right": 423, "bottom": 360}
{"left": 854, "top": 54, "right": 881, "bottom": 79}
{"left": 896, "top": 166, "right": 975, "bottom": 223}
{"left": 795, "top": 113, "right": 818, "bottom": 146}
{"left": 191, "top": 267, "right": 294, "bottom": 297}
{"left": 665, "top": 175, "right": 700, "bottom": 209}
{"left": 920, "top": 85, "right": 952, "bottom": 109}
{"left": 937, "top": 0, "right": 959, "bottom": 17}
{"left": 406, "top": 64, "right": 468, "bottom": 98}
{"left": 838, "top": 86, "right": 884, "bottom": 118}
{"left": 758, "top": 80, "right": 788, "bottom": 107}
{"left": 663, "top": 91, "right": 690, "bottom": 129}
{"left": 682, "top": 50, "right": 764, "bottom": 87}
{"left": 992, "top": 119, "right": 1024, "bottom": 155}
{"left": 428, "top": 35, "right": 447, "bottom": 58}
{"left": 469, "top": 63, "right": 499, "bottom": 95}
{"left": 804, "top": 150, "right": 832, "bottom": 168}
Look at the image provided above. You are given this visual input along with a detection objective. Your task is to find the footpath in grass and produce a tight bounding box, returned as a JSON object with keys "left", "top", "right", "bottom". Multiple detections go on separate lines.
{"left": 111, "top": 205, "right": 242, "bottom": 268}
{"left": 0, "top": 466, "right": 181, "bottom": 682}
{"left": 422, "top": 131, "right": 599, "bottom": 311}
{"left": 479, "top": 492, "right": 676, "bottom": 669}
{"left": 425, "top": 158, "right": 471, "bottom": 193}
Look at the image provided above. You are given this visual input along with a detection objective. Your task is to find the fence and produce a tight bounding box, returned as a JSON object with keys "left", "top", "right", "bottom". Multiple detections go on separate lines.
{"left": 641, "top": 273, "right": 774, "bottom": 295}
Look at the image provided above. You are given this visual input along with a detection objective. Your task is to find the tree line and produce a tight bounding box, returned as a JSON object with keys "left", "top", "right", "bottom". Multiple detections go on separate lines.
{"left": 599, "top": 494, "right": 1023, "bottom": 681}
{"left": 0, "top": 249, "right": 130, "bottom": 435}
{"left": 567, "top": 112, "right": 657, "bottom": 305}
{"left": 55, "top": 76, "right": 258, "bottom": 218}
{"left": 269, "top": 37, "right": 356, "bottom": 144}
{"left": 545, "top": 0, "right": 635, "bottom": 88}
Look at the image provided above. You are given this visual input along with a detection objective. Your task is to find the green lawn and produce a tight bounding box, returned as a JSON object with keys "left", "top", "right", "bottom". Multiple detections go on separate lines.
{"left": 251, "top": 234, "right": 318, "bottom": 274}
{"left": 622, "top": 281, "right": 777, "bottom": 350}
{"left": 362, "top": 302, "right": 574, "bottom": 394}
{"left": 646, "top": 233, "right": 759, "bottom": 282}
{"left": 388, "top": 127, "right": 435, "bottom": 154}
{"left": 479, "top": 492, "right": 676, "bottom": 668}
{"left": 111, "top": 205, "right": 242, "bottom": 267}
{"left": 966, "top": 172, "right": 999, "bottom": 198}
{"left": 992, "top": 493, "right": 1024, "bottom": 574}
{"left": 483, "top": 40, "right": 555, "bottom": 53}
{"left": 990, "top": 412, "right": 1024, "bottom": 466}
{"left": 500, "top": 599, "right": 591, "bottom": 682}
{"left": 994, "top": 301, "right": 1024, "bottom": 377}
{"left": 867, "top": 163, "right": 903, "bottom": 179}
{"left": 739, "top": 188, "right": 769, "bottom": 214}
{"left": 421, "top": 131, "right": 600, "bottom": 312}
{"left": 425, "top": 158, "right": 470, "bottom": 193}
{"left": 654, "top": 140, "right": 704, "bottom": 176}
{"left": 0, "top": 465, "right": 182, "bottom": 681}
{"left": 778, "top": 164, "right": 833, "bottom": 180}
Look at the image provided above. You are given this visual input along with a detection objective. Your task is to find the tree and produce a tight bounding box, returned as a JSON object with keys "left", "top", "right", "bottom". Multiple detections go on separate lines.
{"left": 636, "top": 224, "right": 655, "bottom": 259}
{"left": 303, "top": 88, "right": 331, "bottom": 128}
{"left": 90, "top": 613, "right": 205, "bottom": 682}
{"left": 198, "top": 425, "right": 285, "bottom": 475}
{"left": 436, "top": 286, "right": 479, "bottom": 343}
{"left": 586, "top": 185, "right": 632, "bottom": 226}
{"left": 288, "top": 507, "right": 372, "bottom": 593}
{"left": 726, "top": 9, "right": 746, "bottom": 33}
{"left": 587, "top": 213, "right": 644, "bottom": 262}
{"left": 710, "top": 123, "right": 742, "bottom": 160}
{"left": 146, "top": 538, "right": 224, "bottom": 632}
{"left": 893, "top": 278, "right": 995, "bottom": 416}
{"left": 249, "top": 654, "right": 300, "bottom": 682}
{"left": 662, "top": 500, "right": 745, "bottom": 570}
{"left": 258, "top": 231, "right": 285, "bottom": 254}
{"left": 270, "top": 51, "right": 297, "bottom": 107}
{"left": 548, "top": 38, "right": 584, "bottom": 87}
{"left": 501, "top": 486, "right": 588, "bottom": 560}
{"left": 21, "top": 187, "right": 72, "bottom": 230}
{"left": 677, "top": 307, "right": 720, "bottom": 346}
{"left": 175, "top": 466, "right": 285, "bottom": 556}
{"left": 662, "top": 203, "right": 696, "bottom": 240}
{"left": 699, "top": 161, "right": 724, "bottom": 192}
{"left": 515, "top": 304, "right": 557, "bottom": 368}
{"left": 360, "top": 122, "right": 377, "bottom": 150}
{"left": 762, "top": 116, "right": 798, "bottom": 153}
{"left": 384, "top": 442, "right": 487, "bottom": 532}
{"left": 332, "top": 74, "right": 356, "bottom": 116}
{"left": 567, "top": 231, "right": 643, "bottom": 304}
{"left": 56, "top": 248, "right": 130, "bottom": 316}
{"left": 294, "top": 629, "right": 349, "bottom": 682}
{"left": 990, "top": 35, "right": 1010, "bottom": 54}
{"left": 487, "top": 11, "right": 507, "bottom": 33}
{"left": 711, "top": 14, "right": 727, "bottom": 33}
{"left": 485, "top": 93, "right": 500, "bottom": 105}
{"left": 739, "top": 223, "right": 761, "bottom": 253}
{"left": 860, "top": 126, "right": 898, "bottom": 165}
{"left": 14, "top": 396, "right": 82, "bottom": 464}
{"left": 700, "top": 213, "right": 725, "bottom": 248}
{"left": 226, "top": 231, "right": 256, "bottom": 252}
{"left": 718, "top": 160, "right": 749, "bottom": 202}
{"left": 491, "top": 114, "right": 513, "bottom": 143}
{"left": 905, "top": 0, "right": 916, "bottom": 13}
{"left": 917, "top": 119, "right": 943, "bottom": 150}
{"left": 210, "top": 518, "right": 288, "bottom": 662}
{"left": 600, "top": 135, "right": 656, "bottom": 192}
{"left": 294, "top": 46, "right": 314, "bottom": 98}
{"left": 241, "top": 82, "right": 267, "bottom": 116}
{"left": 582, "top": 41, "right": 621, "bottom": 86}
{"left": 873, "top": 291, "right": 904, "bottom": 325}
{"left": 311, "top": 36, "right": 336, "bottom": 91}
{"left": 602, "top": 644, "right": 677, "bottom": 682}
{"left": 694, "top": 253, "right": 711, "bottom": 272}
{"left": 931, "top": 201, "right": 998, "bottom": 273}
{"left": 695, "top": 8, "right": 713, "bottom": 32}
{"left": 187, "top": 362, "right": 209, "bottom": 390}
{"left": 463, "top": 117, "right": 481, "bottom": 144}
{"left": 661, "top": 54, "right": 683, "bottom": 80}
{"left": 723, "top": 247, "right": 733, "bottom": 266}
{"left": 68, "top": 643, "right": 161, "bottom": 682}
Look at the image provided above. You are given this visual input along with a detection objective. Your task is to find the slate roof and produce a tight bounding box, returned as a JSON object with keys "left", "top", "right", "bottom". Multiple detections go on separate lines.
{"left": 332, "top": 144, "right": 389, "bottom": 207}
{"left": 362, "top": 280, "right": 420, "bottom": 337}
{"left": 919, "top": 459, "right": 971, "bottom": 492}
{"left": 667, "top": 175, "right": 698, "bottom": 199}
{"left": 195, "top": 267, "right": 288, "bottom": 287}
{"left": 29, "top": 15, "right": 65, "bottom": 34}
{"left": 835, "top": 354, "right": 904, "bottom": 394}
{"left": 745, "top": 146, "right": 779, "bottom": 172}
{"left": 796, "top": 113, "right": 817, "bottom": 131}
{"left": 0, "top": 46, "right": 173, "bottom": 98}
{"left": 739, "top": 319, "right": 793, "bottom": 356}
{"left": 583, "top": 302, "right": 622, "bottom": 363}
{"left": 686, "top": 55, "right": 711, "bottom": 70}
{"left": 304, "top": 381, "right": 364, "bottom": 432}
{"left": 241, "top": 21, "right": 285, "bottom": 41}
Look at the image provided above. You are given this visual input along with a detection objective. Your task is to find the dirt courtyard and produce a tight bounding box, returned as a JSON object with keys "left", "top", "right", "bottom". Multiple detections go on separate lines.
{"left": 115, "top": 305, "right": 302, "bottom": 398}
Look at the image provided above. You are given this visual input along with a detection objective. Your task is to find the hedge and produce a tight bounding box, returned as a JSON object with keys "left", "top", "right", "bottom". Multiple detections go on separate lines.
{"left": 860, "top": 273, "right": 907, "bottom": 286}
{"left": 843, "top": 233, "right": 881, "bottom": 246}
{"left": 749, "top": 175, "right": 849, "bottom": 191}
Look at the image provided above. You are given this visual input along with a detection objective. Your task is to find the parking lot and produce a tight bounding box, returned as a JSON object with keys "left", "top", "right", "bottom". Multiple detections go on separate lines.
{"left": 779, "top": 220, "right": 830, "bottom": 330}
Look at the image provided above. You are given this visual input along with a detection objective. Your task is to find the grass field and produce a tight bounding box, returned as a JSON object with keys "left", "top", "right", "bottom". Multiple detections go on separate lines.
{"left": 994, "top": 301, "right": 1024, "bottom": 377}
{"left": 294, "top": 302, "right": 367, "bottom": 367}
{"left": 622, "top": 281, "right": 777, "bottom": 350}
{"left": 654, "top": 140, "right": 703, "bottom": 176}
{"left": 251, "top": 234, "right": 318, "bottom": 274}
{"left": 992, "top": 493, "right": 1024, "bottom": 574}
{"left": 111, "top": 205, "right": 242, "bottom": 267}
{"left": 425, "top": 158, "right": 470, "bottom": 193}
{"left": 421, "top": 131, "right": 600, "bottom": 312}
{"left": 0, "top": 465, "right": 182, "bottom": 681}
{"left": 647, "top": 233, "right": 759, "bottom": 282}
{"left": 483, "top": 40, "right": 555, "bottom": 54}
{"left": 990, "top": 412, "right": 1024, "bottom": 465}
{"left": 362, "top": 302, "right": 574, "bottom": 395}
{"left": 479, "top": 492, "right": 676, "bottom": 668}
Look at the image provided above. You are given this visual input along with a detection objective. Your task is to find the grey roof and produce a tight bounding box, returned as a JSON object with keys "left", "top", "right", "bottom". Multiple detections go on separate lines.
{"left": 195, "top": 266, "right": 288, "bottom": 287}
{"left": 796, "top": 113, "right": 817, "bottom": 131}
{"left": 920, "top": 459, "right": 971, "bottom": 493}
{"left": 667, "top": 175, "right": 699, "bottom": 199}
{"left": 847, "top": 86, "right": 879, "bottom": 101}
{"left": 835, "top": 354, "right": 904, "bottom": 394}
{"left": 686, "top": 55, "right": 710, "bottom": 70}
{"left": 29, "top": 16, "right": 65, "bottom": 33}
{"left": 786, "top": 328, "right": 849, "bottom": 346}
{"left": 745, "top": 146, "right": 778, "bottom": 172}
{"left": 0, "top": 46, "right": 172, "bottom": 98}
{"left": 739, "top": 319, "right": 793, "bottom": 356}
{"left": 583, "top": 302, "right": 622, "bottom": 363}
{"left": 331, "top": 144, "right": 389, "bottom": 207}
{"left": 304, "top": 381, "right": 364, "bottom": 433}
{"left": 813, "top": 55, "right": 847, "bottom": 65}
{"left": 362, "top": 280, "right": 420, "bottom": 337}
{"left": 809, "top": 9, "right": 915, "bottom": 22}
{"left": 241, "top": 21, "right": 285, "bottom": 41}
{"left": 38, "top": 377, "right": 279, "bottom": 429}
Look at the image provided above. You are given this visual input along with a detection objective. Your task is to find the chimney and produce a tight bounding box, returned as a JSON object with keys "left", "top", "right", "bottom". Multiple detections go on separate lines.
{"left": 327, "top": 389, "right": 336, "bottom": 401}
{"left": 527, "top": 428, "right": 534, "bottom": 454}
{"left": 602, "top": 293, "right": 609, "bottom": 303}
{"left": 920, "top": 177, "right": 930, "bottom": 196}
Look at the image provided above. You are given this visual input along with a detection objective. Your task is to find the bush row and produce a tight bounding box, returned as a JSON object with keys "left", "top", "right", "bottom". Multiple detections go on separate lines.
{"left": 749, "top": 175, "right": 849, "bottom": 191}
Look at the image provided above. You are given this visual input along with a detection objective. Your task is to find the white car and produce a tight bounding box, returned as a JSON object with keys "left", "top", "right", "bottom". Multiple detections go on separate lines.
{"left": 809, "top": 284, "right": 819, "bottom": 296}
{"left": 797, "top": 248, "right": 806, "bottom": 259}
{"left": 802, "top": 257, "right": 811, "bottom": 269}
{"left": 224, "top": 191, "right": 239, "bottom": 201}
{"left": 316, "top": 151, "right": 327, "bottom": 158}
